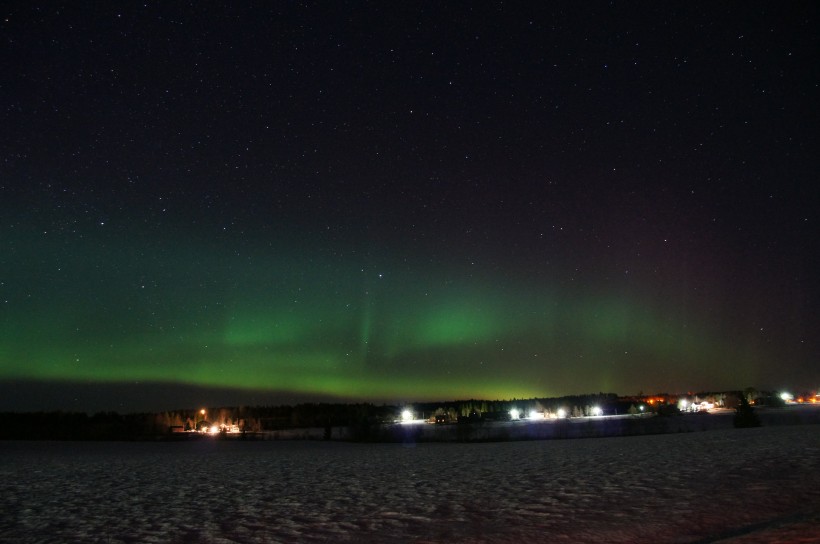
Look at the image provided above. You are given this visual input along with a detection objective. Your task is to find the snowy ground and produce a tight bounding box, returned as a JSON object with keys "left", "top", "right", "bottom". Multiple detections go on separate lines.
{"left": 1, "top": 424, "right": 819, "bottom": 543}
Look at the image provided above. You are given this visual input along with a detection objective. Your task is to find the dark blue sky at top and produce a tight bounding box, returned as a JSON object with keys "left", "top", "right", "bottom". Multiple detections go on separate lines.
{"left": 1, "top": 2, "right": 817, "bottom": 412}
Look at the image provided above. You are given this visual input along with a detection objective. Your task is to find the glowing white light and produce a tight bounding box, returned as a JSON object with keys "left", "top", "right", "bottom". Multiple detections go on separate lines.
{"left": 679, "top": 399, "right": 688, "bottom": 411}
{"left": 529, "top": 410, "right": 541, "bottom": 420}
{"left": 591, "top": 406, "right": 602, "bottom": 416}
{"left": 780, "top": 392, "right": 793, "bottom": 402}
{"left": 557, "top": 408, "right": 567, "bottom": 419}
{"left": 509, "top": 409, "right": 520, "bottom": 420}
{"left": 209, "top": 425, "right": 218, "bottom": 434}
{"left": 401, "top": 409, "right": 413, "bottom": 422}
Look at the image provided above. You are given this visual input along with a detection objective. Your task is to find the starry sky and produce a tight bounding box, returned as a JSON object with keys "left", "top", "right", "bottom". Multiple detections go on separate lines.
{"left": 1, "top": 2, "right": 817, "bottom": 412}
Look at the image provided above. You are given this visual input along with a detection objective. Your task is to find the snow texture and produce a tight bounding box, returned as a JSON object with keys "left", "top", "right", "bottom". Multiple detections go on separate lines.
{"left": 1, "top": 425, "right": 819, "bottom": 543}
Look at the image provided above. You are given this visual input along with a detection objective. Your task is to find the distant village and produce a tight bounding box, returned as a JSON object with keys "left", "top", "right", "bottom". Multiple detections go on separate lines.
{"left": 3, "top": 387, "right": 817, "bottom": 442}
{"left": 166, "top": 388, "right": 818, "bottom": 437}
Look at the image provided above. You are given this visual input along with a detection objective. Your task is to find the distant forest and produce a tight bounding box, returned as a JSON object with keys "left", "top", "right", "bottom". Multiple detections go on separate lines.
{"left": 0, "top": 391, "right": 781, "bottom": 441}
{"left": 2, "top": 393, "right": 631, "bottom": 441}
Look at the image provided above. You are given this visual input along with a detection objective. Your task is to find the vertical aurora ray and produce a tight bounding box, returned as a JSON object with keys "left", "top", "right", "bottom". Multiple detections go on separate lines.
{"left": 359, "top": 293, "right": 374, "bottom": 364}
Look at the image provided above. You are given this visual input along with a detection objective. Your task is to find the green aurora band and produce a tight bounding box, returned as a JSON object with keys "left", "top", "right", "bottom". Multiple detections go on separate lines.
{"left": 0, "top": 231, "right": 773, "bottom": 402}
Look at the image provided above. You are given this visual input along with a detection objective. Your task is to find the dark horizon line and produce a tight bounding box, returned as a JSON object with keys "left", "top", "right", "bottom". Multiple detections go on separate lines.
{"left": 0, "top": 378, "right": 805, "bottom": 416}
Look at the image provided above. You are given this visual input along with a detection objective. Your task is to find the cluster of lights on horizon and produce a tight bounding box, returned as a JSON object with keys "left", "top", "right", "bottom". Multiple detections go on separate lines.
{"left": 389, "top": 389, "right": 819, "bottom": 427}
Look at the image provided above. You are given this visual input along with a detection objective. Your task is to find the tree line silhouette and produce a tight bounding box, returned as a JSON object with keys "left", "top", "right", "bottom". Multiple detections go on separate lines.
{"left": 0, "top": 390, "right": 789, "bottom": 441}
{"left": 0, "top": 393, "right": 623, "bottom": 441}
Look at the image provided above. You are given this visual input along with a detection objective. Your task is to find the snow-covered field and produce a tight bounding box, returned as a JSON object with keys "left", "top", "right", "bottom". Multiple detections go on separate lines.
{"left": 2, "top": 425, "right": 819, "bottom": 543}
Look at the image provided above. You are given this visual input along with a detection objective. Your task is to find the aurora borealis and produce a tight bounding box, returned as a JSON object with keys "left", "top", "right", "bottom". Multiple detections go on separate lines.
{"left": 1, "top": 3, "right": 817, "bottom": 412}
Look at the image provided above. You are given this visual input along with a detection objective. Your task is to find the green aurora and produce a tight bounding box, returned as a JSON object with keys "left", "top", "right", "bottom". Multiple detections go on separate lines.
{"left": 0, "top": 228, "right": 774, "bottom": 404}
{"left": 2, "top": 2, "right": 815, "bottom": 412}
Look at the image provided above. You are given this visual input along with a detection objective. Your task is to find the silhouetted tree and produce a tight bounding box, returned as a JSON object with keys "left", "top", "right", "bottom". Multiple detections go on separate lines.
{"left": 734, "top": 394, "right": 761, "bottom": 428}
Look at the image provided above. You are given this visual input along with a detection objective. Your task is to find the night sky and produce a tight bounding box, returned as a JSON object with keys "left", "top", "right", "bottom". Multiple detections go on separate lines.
{"left": 2, "top": 3, "right": 817, "bottom": 413}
